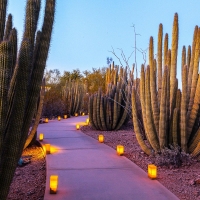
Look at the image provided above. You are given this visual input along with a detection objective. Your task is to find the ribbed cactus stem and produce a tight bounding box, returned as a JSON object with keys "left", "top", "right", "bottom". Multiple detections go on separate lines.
{"left": 181, "top": 46, "right": 186, "bottom": 69}
{"left": 167, "top": 49, "right": 171, "bottom": 73}
{"left": 139, "top": 65, "right": 148, "bottom": 137}
{"left": 172, "top": 108, "right": 179, "bottom": 146}
{"left": 170, "top": 13, "right": 178, "bottom": 117}
{"left": 164, "top": 33, "right": 168, "bottom": 67}
{"left": 189, "top": 128, "right": 200, "bottom": 153}
{"left": 8, "top": 28, "right": 17, "bottom": 79}
{"left": 188, "top": 28, "right": 200, "bottom": 119}
{"left": 187, "top": 45, "right": 191, "bottom": 74}
{"left": 132, "top": 86, "right": 152, "bottom": 155}
{"left": 0, "top": 0, "right": 7, "bottom": 42}
{"left": 157, "top": 23, "right": 163, "bottom": 102}
{"left": 159, "top": 68, "right": 168, "bottom": 149}
{"left": 0, "top": 41, "right": 11, "bottom": 157}
{"left": 3, "top": 14, "right": 12, "bottom": 40}
{"left": 180, "top": 65, "right": 187, "bottom": 152}
{"left": 19, "top": 0, "right": 56, "bottom": 152}
{"left": 187, "top": 26, "right": 198, "bottom": 104}
{"left": 191, "top": 142, "right": 200, "bottom": 158}
{"left": 149, "top": 37, "right": 159, "bottom": 136}
{"left": 100, "top": 96, "right": 107, "bottom": 130}
{"left": 145, "top": 66, "right": 160, "bottom": 152}
{"left": 0, "top": 40, "right": 30, "bottom": 199}
{"left": 187, "top": 74, "right": 200, "bottom": 138}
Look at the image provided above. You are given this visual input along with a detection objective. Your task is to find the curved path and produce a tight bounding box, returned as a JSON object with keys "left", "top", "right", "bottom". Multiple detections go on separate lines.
{"left": 38, "top": 116, "right": 179, "bottom": 200}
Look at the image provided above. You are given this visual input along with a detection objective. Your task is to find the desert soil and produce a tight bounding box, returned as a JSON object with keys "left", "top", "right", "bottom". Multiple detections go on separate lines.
{"left": 7, "top": 121, "right": 200, "bottom": 200}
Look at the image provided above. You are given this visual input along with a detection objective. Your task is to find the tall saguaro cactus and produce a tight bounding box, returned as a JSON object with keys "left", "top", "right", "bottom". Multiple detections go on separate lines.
{"left": 0, "top": 0, "right": 56, "bottom": 199}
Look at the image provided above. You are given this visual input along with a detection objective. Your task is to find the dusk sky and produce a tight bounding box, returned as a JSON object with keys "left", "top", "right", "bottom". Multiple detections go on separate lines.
{"left": 7, "top": 0, "right": 200, "bottom": 81}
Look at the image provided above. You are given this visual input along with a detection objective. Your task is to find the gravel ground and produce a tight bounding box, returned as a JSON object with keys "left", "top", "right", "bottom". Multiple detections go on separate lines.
{"left": 81, "top": 121, "right": 200, "bottom": 200}
{"left": 7, "top": 144, "right": 46, "bottom": 200}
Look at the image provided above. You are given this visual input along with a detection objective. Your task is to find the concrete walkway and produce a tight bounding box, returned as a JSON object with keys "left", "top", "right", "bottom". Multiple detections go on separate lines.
{"left": 38, "top": 116, "right": 179, "bottom": 200}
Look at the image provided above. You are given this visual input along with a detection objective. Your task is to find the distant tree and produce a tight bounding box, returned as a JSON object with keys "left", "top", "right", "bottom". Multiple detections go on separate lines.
{"left": 82, "top": 67, "right": 106, "bottom": 94}
{"left": 43, "top": 69, "right": 65, "bottom": 118}
{"left": 60, "top": 69, "right": 83, "bottom": 86}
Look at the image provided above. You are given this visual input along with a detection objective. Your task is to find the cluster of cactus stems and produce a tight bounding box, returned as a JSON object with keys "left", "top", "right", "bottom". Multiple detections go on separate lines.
{"left": 0, "top": 0, "right": 56, "bottom": 199}
{"left": 132, "top": 13, "right": 200, "bottom": 159}
{"left": 62, "top": 79, "right": 86, "bottom": 116}
{"left": 89, "top": 64, "right": 132, "bottom": 131}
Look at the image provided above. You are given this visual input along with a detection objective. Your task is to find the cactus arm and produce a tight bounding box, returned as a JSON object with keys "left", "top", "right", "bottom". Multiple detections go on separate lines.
{"left": 159, "top": 68, "right": 168, "bottom": 149}
{"left": 170, "top": 13, "right": 178, "bottom": 117}
{"left": 187, "top": 45, "right": 191, "bottom": 74}
{"left": 164, "top": 33, "right": 168, "bottom": 67}
{"left": 100, "top": 96, "right": 107, "bottom": 130}
{"left": 0, "top": 40, "right": 30, "bottom": 199}
{"left": 19, "top": 0, "right": 56, "bottom": 151}
{"left": 172, "top": 108, "right": 179, "bottom": 146}
{"left": 96, "top": 89, "right": 103, "bottom": 130}
{"left": 112, "top": 92, "right": 118, "bottom": 129}
{"left": 0, "top": 41, "right": 11, "bottom": 157}
{"left": 24, "top": 78, "right": 45, "bottom": 149}
{"left": 0, "top": 0, "right": 7, "bottom": 42}
{"left": 3, "top": 14, "right": 12, "bottom": 40}
{"left": 187, "top": 74, "right": 200, "bottom": 138}
{"left": 132, "top": 86, "right": 152, "bottom": 155}
{"left": 115, "top": 97, "right": 129, "bottom": 131}
{"left": 145, "top": 66, "right": 160, "bottom": 152}
{"left": 88, "top": 95, "right": 96, "bottom": 129}
{"left": 149, "top": 37, "right": 159, "bottom": 136}
{"left": 157, "top": 23, "right": 163, "bottom": 102}
{"left": 188, "top": 128, "right": 200, "bottom": 153}
{"left": 180, "top": 65, "right": 187, "bottom": 152}
{"left": 191, "top": 142, "right": 200, "bottom": 158}
{"left": 187, "top": 26, "right": 198, "bottom": 104}
{"left": 188, "top": 28, "right": 200, "bottom": 118}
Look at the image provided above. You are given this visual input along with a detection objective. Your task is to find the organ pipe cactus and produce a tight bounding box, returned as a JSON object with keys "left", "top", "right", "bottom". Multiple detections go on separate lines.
{"left": 132, "top": 13, "right": 200, "bottom": 160}
{"left": 89, "top": 85, "right": 130, "bottom": 131}
{"left": 63, "top": 79, "right": 86, "bottom": 116}
{"left": 89, "top": 64, "right": 132, "bottom": 131}
{"left": 0, "top": 0, "right": 56, "bottom": 199}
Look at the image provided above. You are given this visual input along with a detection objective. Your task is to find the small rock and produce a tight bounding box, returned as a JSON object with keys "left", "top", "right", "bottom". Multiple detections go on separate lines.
{"left": 189, "top": 179, "right": 195, "bottom": 185}
{"left": 195, "top": 178, "right": 200, "bottom": 184}
{"left": 15, "top": 171, "right": 21, "bottom": 176}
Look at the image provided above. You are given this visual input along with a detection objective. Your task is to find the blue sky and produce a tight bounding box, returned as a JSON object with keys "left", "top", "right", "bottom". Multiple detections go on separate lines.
{"left": 7, "top": 0, "right": 200, "bottom": 81}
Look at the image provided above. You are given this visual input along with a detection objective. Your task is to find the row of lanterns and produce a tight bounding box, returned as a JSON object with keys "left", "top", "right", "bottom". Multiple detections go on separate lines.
{"left": 97, "top": 134, "right": 157, "bottom": 179}
{"left": 39, "top": 115, "right": 157, "bottom": 194}
{"left": 39, "top": 115, "right": 90, "bottom": 194}
{"left": 44, "top": 113, "right": 86, "bottom": 123}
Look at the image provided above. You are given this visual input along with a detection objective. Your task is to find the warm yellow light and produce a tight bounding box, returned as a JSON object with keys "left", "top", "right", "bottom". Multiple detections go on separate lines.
{"left": 45, "top": 144, "right": 51, "bottom": 154}
{"left": 58, "top": 116, "right": 61, "bottom": 121}
{"left": 76, "top": 124, "right": 80, "bottom": 130}
{"left": 82, "top": 112, "right": 85, "bottom": 116}
{"left": 50, "top": 175, "right": 58, "bottom": 194}
{"left": 117, "top": 145, "right": 124, "bottom": 156}
{"left": 45, "top": 118, "right": 48, "bottom": 123}
{"left": 75, "top": 113, "right": 78, "bottom": 117}
{"left": 64, "top": 115, "right": 67, "bottom": 119}
{"left": 148, "top": 164, "right": 157, "bottom": 179}
{"left": 86, "top": 118, "right": 89, "bottom": 125}
{"left": 98, "top": 135, "right": 104, "bottom": 143}
{"left": 39, "top": 133, "right": 44, "bottom": 141}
